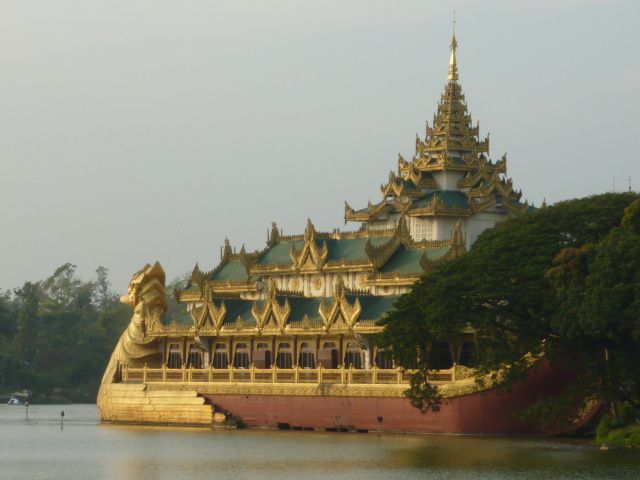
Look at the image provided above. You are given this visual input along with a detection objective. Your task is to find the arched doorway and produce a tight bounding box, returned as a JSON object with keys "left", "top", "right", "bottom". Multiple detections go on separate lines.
{"left": 167, "top": 344, "right": 182, "bottom": 369}
{"left": 213, "top": 343, "right": 229, "bottom": 369}
{"left": 233, "top": 343, "right": 250, "bottom": 368}
{"left": 276, "top": 342, "right": 293, "bottom": 369}
{"left": 187, "top": 345, "right": 204, "bottom": 369}
{"left": 318, "top": 341, "right": 338, "bottom": 369}
{"left": 344, "top": 342, "right": 364, "bottom": 369}
{"left": 253, "top": 342, "right": 272, "bottom": 369}
{"left": 298, "top": 342, "right": 316, "bottom": 369}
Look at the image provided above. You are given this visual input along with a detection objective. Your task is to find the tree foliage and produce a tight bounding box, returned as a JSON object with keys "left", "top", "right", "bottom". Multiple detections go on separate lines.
{"left": 0, "top": 266, "right": 130, "bottom": 402}
{"left": 379, "top": 193, "right": 640, "bottom": 419}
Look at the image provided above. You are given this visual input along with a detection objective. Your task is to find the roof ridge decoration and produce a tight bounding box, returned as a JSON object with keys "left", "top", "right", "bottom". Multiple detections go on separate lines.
{"left": 289, "top": 219, "right": 329, "bottom": 272}
{"left": 465, "top": 170, "right": 529, "bottom": 215}
{"left": 189, "top": 281, "right": 227, "bottom": 334}
{"left": 267, "top": 221, "right": 281, "bottom": 247}
{"left": 364, "top": 215, "right": 413, "bottom": 268}
{"left": 346, "top": 34, "right": 530, "bottom": 224}
{"left": 189, "top": 263, "right": 208, "bottom": 290}
{"left": 448, "top": 220, "right": 467, "bottom": 258}
{"left": 251, "top": 279, "right": 291, "bottom": 334}
{"left": 380, "top": 171, "right": 423, "bottom": 200}
{"left": 222, "top": 238, "right": 233, "bottom": 262}
{"left": 419, "top": 219, "right": 467, "bottom": 272}
{"left": 278, "top": 222, "right": 393, "bottom": 241}
{"left": 319, "top": 277, "right": 362, "bottom": 333}
{"left": 202, "top": 238, "right": 263, "bottom": 282}
{"left": 457, "top": 155, "right": 507, "bottom": 188}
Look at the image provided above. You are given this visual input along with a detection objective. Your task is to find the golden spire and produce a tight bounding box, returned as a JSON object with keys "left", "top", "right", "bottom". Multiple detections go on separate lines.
{"left": 447, "top": 11, "right": 458, "bottom": 82}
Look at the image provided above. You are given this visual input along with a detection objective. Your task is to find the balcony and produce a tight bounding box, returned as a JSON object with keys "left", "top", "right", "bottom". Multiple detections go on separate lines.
{"left": 121, "top": 364, "right": 460, "bottom": 386}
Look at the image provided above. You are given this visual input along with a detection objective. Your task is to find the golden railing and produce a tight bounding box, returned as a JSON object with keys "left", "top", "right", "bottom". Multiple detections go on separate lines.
{"left": 122, "top": 364, "right": 458, "bottom": 386}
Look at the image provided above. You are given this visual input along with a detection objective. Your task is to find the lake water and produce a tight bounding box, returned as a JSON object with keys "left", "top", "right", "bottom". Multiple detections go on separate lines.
{"left": 0, "top": 404, "right": 638, "bottom": 480}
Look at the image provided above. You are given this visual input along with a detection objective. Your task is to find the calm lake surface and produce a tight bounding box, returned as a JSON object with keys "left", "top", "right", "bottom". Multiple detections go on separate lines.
{"left": 1, "top": 404, "right": 638, "bottom": 480}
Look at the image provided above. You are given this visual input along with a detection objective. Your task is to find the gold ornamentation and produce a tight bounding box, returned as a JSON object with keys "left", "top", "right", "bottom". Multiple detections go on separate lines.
{"left": 319, "top": 277, "right": 361, "bottom": 332}
{"left": 190, "top": 282, "right": 226, "bottom": 334}
{"left": 251, "top": 280, "right": 291, "bottom": 333}
{"left": 98, "top": 262, "right": 167, "bottom": 417}
{"left": 289, "top": 219, "right": 329, "bottom": 272}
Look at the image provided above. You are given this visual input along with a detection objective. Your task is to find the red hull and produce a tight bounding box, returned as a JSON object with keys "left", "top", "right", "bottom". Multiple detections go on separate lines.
{"left": 204, "top": 362, "right": 596, "bottom": 434}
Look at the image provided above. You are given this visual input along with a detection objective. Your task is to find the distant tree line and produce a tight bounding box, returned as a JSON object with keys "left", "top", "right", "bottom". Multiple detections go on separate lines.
{"left": 0, "top": 264, "right": 186, "bottom": 403}
{"left": 379, "top": 193, "right": 640, "bottom": 428}
{"left": 0, "top": 265, "right": 130, "bottom": 402}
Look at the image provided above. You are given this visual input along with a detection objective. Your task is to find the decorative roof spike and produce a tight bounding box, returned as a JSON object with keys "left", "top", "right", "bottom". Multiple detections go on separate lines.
{"left": 453, "top": 220, "right": 465, "bottom": 245}
{"left": 333, "top": 275, "right": 346, "bottom": 299}
{"left": 541, "top": 198, "right": 548, "bottom": 208}
{"left": 447, "top": 33, "right": 459, "bottom": 82}
{"left": 222, "top": 238, "right": 232, "bottom": 261}
{"left": 397, "top": 214, "right": 411, "bottom": 240}
{"left": 304, "top": 218, "right": 316, "bottom": 242}
{"left": 190, "top": 263, "right": 207, "bottom": 292}
{"left": 268, "top": 221, "right": 280, "bottom": 246}
{"left": 446, "top": 220, "right": 467, "bottom": 259}
{"left": 420, "top": 252, "right": 442, "bottom": 273}
{"left": 266, "top": 278, "right": 278, "bottom": 300}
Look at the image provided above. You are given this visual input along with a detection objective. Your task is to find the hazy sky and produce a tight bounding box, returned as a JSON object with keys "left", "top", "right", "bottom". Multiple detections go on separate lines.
{"left": 1, "top": 0, "right": 638, "bottom": 292}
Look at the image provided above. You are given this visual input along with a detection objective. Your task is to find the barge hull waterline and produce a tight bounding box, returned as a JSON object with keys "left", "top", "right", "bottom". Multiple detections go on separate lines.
{"left": 100, "top": 362, "right": 599, "bottom": 434}
{"left": 203, "top": 363, "right": 570, "bottom": 435}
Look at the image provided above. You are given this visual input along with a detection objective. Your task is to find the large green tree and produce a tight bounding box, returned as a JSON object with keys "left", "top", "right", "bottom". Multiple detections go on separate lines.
{"left": 379, "top": 193, "right": 640, "bottom": 418}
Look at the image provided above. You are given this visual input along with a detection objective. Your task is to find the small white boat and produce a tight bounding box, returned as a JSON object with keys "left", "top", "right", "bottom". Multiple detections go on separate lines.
{"left": 7, "top": 391, "right": 30, "bottom": 405}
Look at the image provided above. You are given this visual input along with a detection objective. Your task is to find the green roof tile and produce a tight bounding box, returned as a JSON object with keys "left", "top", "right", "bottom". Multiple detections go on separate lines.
{"left": 257, "top": 241, "right": 301, "bottom": 265}
{"left": 284, "top": 297, "right": 323, "bottom": 324}
{"left": 325, "top": 237, "right": 386, "bottom": 262}
{"left": 217, "top": 299, "right": 256, "bottom": 326}
{"left": 411, "top": 190, "right": 469, "bottom": 209}
{"left": 212, "top": 259, "right": 249, "bottom": 281}
{"left": 257, "top": 237, "right": 389, "bottom": 265}
{"left": 354, "top": 295, "right": 399, "bottom": 320}
{"left": 161, "top": 311, "right": 192, "bottom": 326}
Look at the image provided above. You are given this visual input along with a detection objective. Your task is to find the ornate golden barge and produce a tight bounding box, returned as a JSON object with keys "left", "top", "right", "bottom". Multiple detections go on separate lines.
{"left": 98, "top": 35, "right": 571, "bottom": 433}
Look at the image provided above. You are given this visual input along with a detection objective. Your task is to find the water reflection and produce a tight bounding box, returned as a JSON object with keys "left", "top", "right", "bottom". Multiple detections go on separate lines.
{"left": 1, "top": 404, "right": 638, "bottom": 480}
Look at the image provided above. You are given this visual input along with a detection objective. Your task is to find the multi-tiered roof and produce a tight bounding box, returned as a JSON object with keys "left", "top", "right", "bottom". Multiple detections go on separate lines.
{"left": 345, "top": 35, "right": 529, "bottom": 224}
{"left": 160, "top": 35, "right": 529, "bottom": 337}
{"left": 164, "top": 216, "right": 465, "bottom": 335}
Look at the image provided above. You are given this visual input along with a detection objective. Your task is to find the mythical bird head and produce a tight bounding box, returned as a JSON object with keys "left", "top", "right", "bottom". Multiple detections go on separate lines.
{"left": 120, "top": 261, "right": 168, "bottom": 315}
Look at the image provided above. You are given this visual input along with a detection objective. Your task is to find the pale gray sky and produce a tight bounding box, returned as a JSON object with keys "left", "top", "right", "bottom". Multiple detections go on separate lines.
{"left": 1, "top": 0, "right": 638, "bottom": 292}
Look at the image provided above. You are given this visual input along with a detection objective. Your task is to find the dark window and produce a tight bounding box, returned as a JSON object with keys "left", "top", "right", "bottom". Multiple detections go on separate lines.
{"left": 276, "top": 343, "right": 293, "bottom": 369}
{"left": 318, "top": 341, "right": 338, "bottom": 368}
{"left": 428, "top": 341, "right": 453, "bottom": 370}
{"left": 458, "top": 341, "right": 476, "bottom": 367}
{"left": 168, "top": 345, "right": 182, "bottom": 369}
{"left": 213, "top": 343, "right": 229, "bottom": 369}
{"left": 234, "top": 343, "right": 250, "bottom": 369}
{"left": 298, "top": 342, "right": 315, "bottom": 369}
{"left": 375, "top": 350, "right": 393, "bottom": 369}
{"left": 188, "top": 347, "right": 204, "bottom": 369}
{"left": 344, "top": 342, "right": 363, "bottom": 369}
{"left": 253, "top": 342, "right": 272, "bottom": 369}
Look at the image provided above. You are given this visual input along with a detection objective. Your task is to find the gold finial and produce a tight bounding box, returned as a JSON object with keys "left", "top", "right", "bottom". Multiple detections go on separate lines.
{"left": 448, "top": 12, "right": 459, "bottom": 82}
